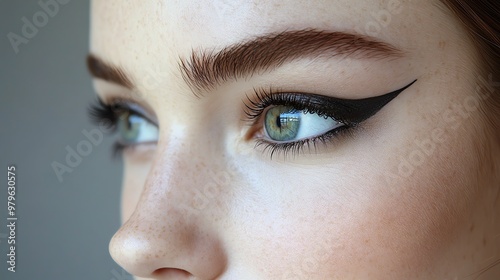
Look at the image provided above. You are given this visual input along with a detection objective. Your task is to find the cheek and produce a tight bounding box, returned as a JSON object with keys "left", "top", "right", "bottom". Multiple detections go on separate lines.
{"left": 345, "top": 113, "right": 484, "bottom": 274}
{"left": 345, "top": 98, "right": 485, "bottom": 275}
{"left": 354, "top": 129, "right": 482, "bottom": 278}
{"left": 292, "top": 151, "right": 474, "bottom": 278}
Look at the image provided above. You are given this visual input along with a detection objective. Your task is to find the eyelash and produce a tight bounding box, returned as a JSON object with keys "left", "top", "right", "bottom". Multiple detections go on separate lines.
{"left": 243, "top": 88, "right": 358, "bottom": 158}
{"left": 88, "top": 99, "right": 153, "bottom": 156}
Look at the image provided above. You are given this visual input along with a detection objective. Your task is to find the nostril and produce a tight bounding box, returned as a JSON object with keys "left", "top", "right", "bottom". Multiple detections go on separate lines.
{"left": 153, "top": 267, "right": 192, "bottom": 278}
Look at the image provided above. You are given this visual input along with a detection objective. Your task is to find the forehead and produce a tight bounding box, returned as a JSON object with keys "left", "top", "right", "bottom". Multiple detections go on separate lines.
{"left": 89, "top": 0, "right": 444, "bottom": 92}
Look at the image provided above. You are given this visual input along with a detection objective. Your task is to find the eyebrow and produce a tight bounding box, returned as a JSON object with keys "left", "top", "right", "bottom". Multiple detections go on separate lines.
{"left": 87, "top": 29, "right": 403, "bottom": 94}
{"left": 86, "top": 54, "right": 133, "bottom": 89}
{"left": 180, "top": 29, "right": 403, "bottom": 94}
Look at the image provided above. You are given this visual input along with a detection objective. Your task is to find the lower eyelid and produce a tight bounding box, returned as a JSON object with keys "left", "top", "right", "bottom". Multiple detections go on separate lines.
{"left": 117, "top": 141, "right": 157, "bottom": 159}
{"left": 254, "top": 126, "right": 354, "bottom": 159}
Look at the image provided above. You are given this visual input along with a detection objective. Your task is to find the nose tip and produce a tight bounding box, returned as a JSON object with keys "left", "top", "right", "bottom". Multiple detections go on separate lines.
{"left": 108, "top": 213, "right": 187, "bottom": 275}
{"left": 109, "top": 224, "right": 195, "bottom": 279}
{"left": 109, "top": 224, "right": 166, "bottom": 278}
{"left": 109, "top": 138, "right": 230, "bottom": 279}
{"left": 109, "top": 207, "right": 227, "bottom": 279}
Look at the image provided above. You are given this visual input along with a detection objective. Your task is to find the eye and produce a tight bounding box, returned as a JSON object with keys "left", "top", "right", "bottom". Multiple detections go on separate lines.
{"left": 89, "top": 99, "right": 159, "bottom": 153}
{"left": 244, "top": 80, "right": 417, "bottom": 158}
{"left": 116, "top": 110, "right": 158, "bottom": 146}
{"left": 264, "top": 106, "right": 344, "bottom": 142}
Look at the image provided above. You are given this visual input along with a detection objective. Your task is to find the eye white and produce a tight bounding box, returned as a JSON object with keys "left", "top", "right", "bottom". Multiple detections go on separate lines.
{"left": 293, "top": 112, "right": 344, "bottom": 140}
{"left": 134, "top": 117, "right": 158, "bottom": 143}
{"left": 122, "top": 114, "right": 159, "bottom": 143}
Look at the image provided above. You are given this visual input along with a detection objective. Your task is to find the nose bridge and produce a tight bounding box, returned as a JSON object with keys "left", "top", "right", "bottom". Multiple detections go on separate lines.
{"left": 109, "top": 135, "right": 230, "bottom": 278}
{"left": 144, "top": 149, "right": 229, "bottom": 227}
{"left": 148, "top": 131, "right": 232, "bottom": 219}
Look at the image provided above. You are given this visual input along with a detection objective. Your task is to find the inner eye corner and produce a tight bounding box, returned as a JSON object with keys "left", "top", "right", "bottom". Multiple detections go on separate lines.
{"left": 243, "top": 120, "right": 264, "bottom": 142}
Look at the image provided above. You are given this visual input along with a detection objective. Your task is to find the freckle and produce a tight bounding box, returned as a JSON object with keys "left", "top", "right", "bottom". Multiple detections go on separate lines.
{"left": 438, "top": 40, "right": 447, "bottom": 49}
{"left": 483, "top": 237, "right": 487, "bottom": 246}
{"left": 469, "top": 224, "right": 475, "bottom": 232}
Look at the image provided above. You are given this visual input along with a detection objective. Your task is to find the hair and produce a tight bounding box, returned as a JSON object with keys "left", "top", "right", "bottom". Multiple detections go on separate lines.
{"left": 440, "top": 1, "right": 500, "bottom": 276}
{"left": 440, "top": 0, "right": 500, "bottom": 131}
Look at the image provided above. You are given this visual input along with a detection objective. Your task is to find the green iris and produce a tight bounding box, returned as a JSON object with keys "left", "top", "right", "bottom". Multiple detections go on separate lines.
{"left": 117, "top": 112, "right": 142, "bottom": 144}
{"left": 264, "top": 106, "right": 301, "bottom": 141}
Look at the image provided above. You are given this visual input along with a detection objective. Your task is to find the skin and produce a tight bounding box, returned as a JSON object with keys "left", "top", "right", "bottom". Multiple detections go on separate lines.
{"left": 89, "top": 0, "right": 500, "bottom": 279}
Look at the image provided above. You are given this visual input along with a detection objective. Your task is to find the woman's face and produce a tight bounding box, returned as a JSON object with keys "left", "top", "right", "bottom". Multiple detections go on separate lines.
{"left": 89, "top": 0, "right": 500, "bottom": 279}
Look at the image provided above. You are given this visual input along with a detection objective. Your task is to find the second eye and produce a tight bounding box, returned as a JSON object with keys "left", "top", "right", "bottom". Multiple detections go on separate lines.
{"left": 116, "top": 110, "right": 158, "bottom": 146}
{"left": 264, "top": 106, "right": 345, "bottom": 142}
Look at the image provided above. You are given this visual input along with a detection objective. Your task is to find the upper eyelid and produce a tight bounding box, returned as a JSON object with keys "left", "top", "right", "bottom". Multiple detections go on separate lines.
{"left": 102, "top": 97, "right": 159, "bottom": 126}
{"left": 245, "top": 80, "right": 416, "bottom": 123}
{"left": 91, "top": 79, "right": 157, "bottom": 122}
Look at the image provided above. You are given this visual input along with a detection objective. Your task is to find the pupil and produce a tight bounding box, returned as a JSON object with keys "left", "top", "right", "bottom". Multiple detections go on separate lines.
{"left": 126, "top": 113, "right": 132, "bottom": 130}
{"left": 276, "top": 116, "right": 282, "bottom": 129}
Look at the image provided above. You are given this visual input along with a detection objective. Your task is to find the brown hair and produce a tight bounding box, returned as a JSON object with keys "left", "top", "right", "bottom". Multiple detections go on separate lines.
{"left": 440, "top": 1, "right": 500, "bottom": 276}
{"left": 440, "top": 0, "right": 500, "bottom": 130}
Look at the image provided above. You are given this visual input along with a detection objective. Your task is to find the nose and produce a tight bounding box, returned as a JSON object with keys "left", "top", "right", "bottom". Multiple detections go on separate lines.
{"left": 109, "top": 143, "right": 228, "bottom": 279}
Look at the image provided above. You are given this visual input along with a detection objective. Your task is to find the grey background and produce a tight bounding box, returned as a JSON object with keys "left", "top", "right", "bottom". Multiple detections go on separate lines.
{"left": 0, "top": 1, "right": 131, "bottom": 279}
